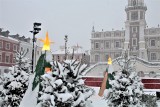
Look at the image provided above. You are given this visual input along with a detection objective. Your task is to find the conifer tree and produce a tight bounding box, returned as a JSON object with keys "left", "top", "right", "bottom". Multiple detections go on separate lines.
{"left": 0, "top": 51, "right": 31, "bottom": 107}
{"left": 106, "top": 54, "right": 143, "bottom": 107}
{"left": 37, "top": 60, "right": 94, "bottom": 107}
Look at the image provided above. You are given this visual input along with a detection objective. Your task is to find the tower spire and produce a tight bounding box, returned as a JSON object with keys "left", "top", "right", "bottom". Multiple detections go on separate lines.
{"left": 92, "top": 26, "right": 95, "bottom": 32}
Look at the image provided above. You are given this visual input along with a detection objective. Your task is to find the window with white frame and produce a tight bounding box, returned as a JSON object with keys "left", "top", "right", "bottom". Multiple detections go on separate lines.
{"left": 95, "top": 55, "right": 100, "bottom": 62}
{"left": 13, "top": 44, "right": 17, "bottom": 51}
{"left": 150, "top": 39, "right": 156, "bottom": 47}
{"left": 150, "top": 53, "right": 156, "bottom": 61}
{"left": 0, "top": 41, "right": 3, "bottom": 49}
{"left": 95, "top": 42, "right": 100, "bottom": 49}
{"left": 115, "top": 41, "right": 120, "bottom": 48}
{"left": 5, "top": 43, "right": 10, "bottom": 50}
{"left": 132, "top": 38, "right": 137, "bottom": 46}
{"left": 105, "top": 41, "right": 110, "bottom": 48}
{"left": 5, "top": 55, "right": 10, "bottom": 63}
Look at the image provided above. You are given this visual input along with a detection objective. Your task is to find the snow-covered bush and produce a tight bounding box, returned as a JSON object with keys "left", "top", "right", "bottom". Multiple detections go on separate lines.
{"left": 37, "top": 60, "right": 94, "bottom": 107}
{"left": 0, "top": 51, "right": 31, "bottom": 107}
{"left": 106, "top": 54, "right": 144, "bottom": 107}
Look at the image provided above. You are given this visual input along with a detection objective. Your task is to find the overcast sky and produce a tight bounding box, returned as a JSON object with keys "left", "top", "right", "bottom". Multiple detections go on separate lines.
{"left": 0, "top": 0, "right": 160, "bottom": 51}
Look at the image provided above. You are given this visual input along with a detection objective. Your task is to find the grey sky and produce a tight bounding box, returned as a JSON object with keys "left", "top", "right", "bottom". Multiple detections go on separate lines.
{"left": 0, "top": 0, "right": 160, "bottom": 51}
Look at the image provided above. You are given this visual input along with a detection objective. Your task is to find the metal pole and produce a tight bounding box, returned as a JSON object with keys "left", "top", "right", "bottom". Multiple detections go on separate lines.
{"left": 32, "top": 30, "right": 35, "bottom": 73}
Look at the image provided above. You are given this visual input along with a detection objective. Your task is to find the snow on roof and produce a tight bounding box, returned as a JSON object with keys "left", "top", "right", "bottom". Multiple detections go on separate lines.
{"left": 0, "top": 35, "right": 19, "bottom": 42}
{"left": 52, "top": 46, "right": 88, "bottom": 55}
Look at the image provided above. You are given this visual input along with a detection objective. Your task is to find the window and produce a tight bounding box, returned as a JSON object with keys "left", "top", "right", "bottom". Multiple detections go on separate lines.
{"left": 5, "top": 43, "right": 10, "bottom": 50}
{"left": 95, "top": 55, "right": 100, "bottom": 62}
{"left": 140, "top": 11, "right": 144, "bottom": 19}
{"left": 115, "top": 41, "right": 120, "bottom": 48}
{"left": 133, "top": 0, "right": 136, "bottom": 6}
{"left": 105, "top": 42, "right": 110, "bottom": 48}
{"left": 95, "top": 42, "right": 100, "bottom": 49}
{"left": 5, "top": 55, "right": 10, "bottom": 63}
{"left": 13, "top": 44, "right": 17, "bottom": 51}
{"left": 132, "top": 27, "right": 137, "bottom": 33}
{"left": 0, "top": 41, "right": 3, "bottom": 49}
{"left": 132, "top": 38, "right": 137, "bottom": 46}
{"left": 151, "top": 53, "right": 156, "bottom": 60}
{"left": 150, "top": 40, "right": 156, "bottom": 47}
{"left": 0, "top": 54, "right": 2, "bottom": 62}
{"left": 105, "top": 54, "right": 109, "bottom": 61}
{"left": 127, "top": 12, "right": 129, "bottom": 20}
{"left": 131, "top": 11, "right": 138, "bottom": 20}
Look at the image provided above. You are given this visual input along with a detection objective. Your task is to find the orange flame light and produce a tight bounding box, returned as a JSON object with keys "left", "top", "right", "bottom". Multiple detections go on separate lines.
{"left": 108, "top": 56, "right": 112, "bottom": 65}
{"left": 39, "top": 32, "right": 54, "bottom": 51}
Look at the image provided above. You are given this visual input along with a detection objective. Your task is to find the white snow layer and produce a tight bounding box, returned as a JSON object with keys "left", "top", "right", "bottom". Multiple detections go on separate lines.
{"left": 19, "top": 74, "right": 39, "bottom": 107}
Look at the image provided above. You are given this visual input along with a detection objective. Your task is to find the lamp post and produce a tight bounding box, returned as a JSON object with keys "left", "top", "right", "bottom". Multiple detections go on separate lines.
{"left": 30, "top": 22, "right": 41, "bottom": 73}
{"left": 64, "top": 35, "right": 68, "bottom": 60}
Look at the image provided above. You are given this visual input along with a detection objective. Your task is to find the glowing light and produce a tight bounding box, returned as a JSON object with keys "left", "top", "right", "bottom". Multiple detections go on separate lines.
{"left": 108, "top": 56, "right": 112, "bottom": 65}
{"left": 39, "top": 32, "right": 54, "bottom": 51}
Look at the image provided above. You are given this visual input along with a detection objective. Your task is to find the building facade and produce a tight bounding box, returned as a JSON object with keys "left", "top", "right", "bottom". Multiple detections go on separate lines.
{"left": 0, "top": 28, "right": 42, "bottom": 75}
{"left": 90, "top": 0, "right": 160, "bottom": 64}
{"left": 52, "top": 45, "right": 90, "bottom": 65}
{"left": 0, "top": 35, "right": 19, "bottom": 75}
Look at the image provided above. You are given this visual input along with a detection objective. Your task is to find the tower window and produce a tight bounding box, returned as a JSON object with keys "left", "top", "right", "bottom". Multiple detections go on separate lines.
{"left": 150, "top": 40, "right": 156, "bottom": 47}
{"left": 132, "top": 27, "right": 137, "bottom": 33}
{"left": 140, "top": 11, "right": 144, "bottom": 19}
{"left": 133, "top": 0, "right": 136, "bottom": 6}
{"left": 131, "top": 11, "right": 138, "bottom": 20}
{"left": 132, "top": 38, "right": 137, "bottom": 46}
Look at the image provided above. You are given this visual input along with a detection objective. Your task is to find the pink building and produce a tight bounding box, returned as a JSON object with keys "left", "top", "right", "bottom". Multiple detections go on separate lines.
{"left": 0, "top": 35, "right": 19, "bottom": 74}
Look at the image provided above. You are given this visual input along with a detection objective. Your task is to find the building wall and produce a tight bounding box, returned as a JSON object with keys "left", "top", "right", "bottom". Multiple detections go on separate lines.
{"left": 0, "top": 36, "right": 19, "bottom": 74}
{"left": 90, "top": 0, "right": 160, "bottom": 64}
{"left": 19, "top": 41, "right": 42, "bottom": 66}
{"left": 90, "top": 31, "right": 125, "bottom": 64}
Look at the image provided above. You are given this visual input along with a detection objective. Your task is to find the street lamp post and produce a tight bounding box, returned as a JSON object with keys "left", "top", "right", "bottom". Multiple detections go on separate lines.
{"left": 64, "top": 35, "right": 68, "bottom": 60}
{"left": 30, "top": 22, "right": 41, "bottom": 73}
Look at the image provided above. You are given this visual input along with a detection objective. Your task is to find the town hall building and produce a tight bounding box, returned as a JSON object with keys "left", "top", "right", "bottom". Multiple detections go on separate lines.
{"left": 90, "top": 0, "right": 160, "bottom": 64}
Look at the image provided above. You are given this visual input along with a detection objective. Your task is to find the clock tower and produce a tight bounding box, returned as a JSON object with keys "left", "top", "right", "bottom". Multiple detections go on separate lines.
{"left": 124, "top": 0, "right": 148, "bottom": 60}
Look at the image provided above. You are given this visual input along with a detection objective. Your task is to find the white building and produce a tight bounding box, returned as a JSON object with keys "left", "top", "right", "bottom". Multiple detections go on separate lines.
{"left": 90, "top": 0, "right": 160, "bottom": 64}
{"left": 52, "top": 45, "right": 90, "bottom": 65}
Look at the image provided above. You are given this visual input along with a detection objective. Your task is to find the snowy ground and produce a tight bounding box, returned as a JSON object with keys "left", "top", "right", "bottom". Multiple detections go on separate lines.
{"left": 87, "top": 87, "right": 160, "bottom": 107}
